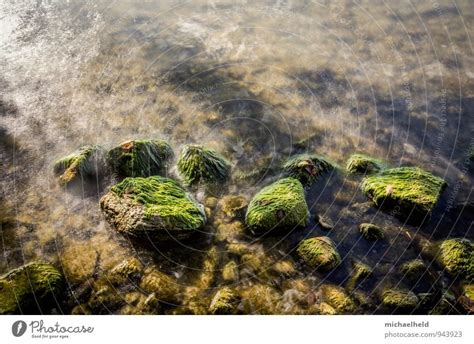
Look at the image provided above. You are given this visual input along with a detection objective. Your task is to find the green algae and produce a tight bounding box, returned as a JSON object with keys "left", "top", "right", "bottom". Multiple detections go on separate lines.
{"left": 359, "top": 223, "right": 384, "bottom": 241}
{"left": 245, "top": 177, "right": 309, "bottom": 234}
{"left": 297, "top": 236, "right": 341, "bottom": 271}
{"left": 109, "top": 176, "right": 206, "bottom": 233}
{"left": 346, "top": 154, "right": 385, "bottom": 174}
{"left": 436, "top": 238, "right": 473, "bottom": 280}
{"left": 177, "top": 144, "right": 231, "bottom": 185}
{"left": 361, "top": 167, "right": 446, "bottom": 220}
{"left": 0, "top": 262, "right": 63, "bottom": 314}
{"left": 109, "top": 139, "right": 174, "bottom": 177}
{"left": 54, "top": 145, "right": 106, "bottom": 185}
{"left": 283, "top": 153, "right": 333, "bottom": 185}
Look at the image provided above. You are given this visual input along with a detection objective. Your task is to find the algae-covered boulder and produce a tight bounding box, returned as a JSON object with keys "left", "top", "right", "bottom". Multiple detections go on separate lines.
{"left": 297, "top": 236, "right": 341, "bottom": 271}
{"left": 346, "top": 154, "right": 384, "bottom": 174}
{"left": 108, "top": 139, "right": 173, "bottom": 177}
{"left": 100, "top": 176, "right": 206, "bottom": 241}
{"left": 359, "top": 223, "right": 384, "bottom": 241}
{"left": 177, "top": 144, "right": 231, "bottom": 185}
{"left": 245, "top": 178, "right": 309, "bottom": 234}
{"left": 0, "top": 262, "right": 63, "bottom": 314}
{"left": 361, "top": 167, "right": 446, "bottom": 221}
{"left": 54, "top": 145, "right": 107, "bottom": 186}
{"left": 436, "top": 238, "right": 473, "bottom": 280}
{"left": 321, "top": 284, "right": 356, "bottom": 314}
{"left": 381, "top": 288, "right": 419, "bottom": 311}
{"left": 283, "top": 154, "right": 333, "bottom": 185}
{"left": 209, "top": 287, "right": 239, "bottom": 314}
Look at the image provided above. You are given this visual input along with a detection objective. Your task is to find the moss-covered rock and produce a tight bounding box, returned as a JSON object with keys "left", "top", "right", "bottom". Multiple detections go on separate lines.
{"left": 361, "top": 167, "right": 446, "bottom": 221}
{"left": 321, "top": 284, "right": 356, "bottom": 314}
{"left": 346, "top": 260, "right": 372, "bottom": 290}
{"left": 216, "top": 221, "right": 244, "bottom": 242}
{"left": 399, "top": 259, "right": 426, "bottom": 280}
{"left": 436, "top": 238, "right": 473, "bottom": 280}
{"left": 209, "top": 287, "right": 239, "bottom": 314}
{"left": 359, "top": 223, "right": 384, "bottom": 241}
{"left": 0, "top": 262, "right": 63, "bottom": 314}
{"left": 245, "top": 178, "right": 309, "bottom": 234}
{"left": 140, "top": 268, "right": 181, "bottom": 304}
{"left": 108, "top": 139, "right": 173, "bottom": 177}
{"left": 100, "top": 176, "right": 206, "bottom": 241}
{"left": 297, "top": 236, "right": 341, "bottom": 271}
{"left": 381, "top": 288, "right": 419, "bottom": 311}
{"left": 346, "top": 154, "right": 384, "bottom": 174}
{"left": 177, "top": 144, "right": 231, "bottom": 186}
{"left": 283, "top": 154, "right": 333, "bottom": 185}
{"left": 54, "top": 145, "right": 107, "bottom": 186}
{"left": 272, "top": 260, "right": 296, "bottom": 276}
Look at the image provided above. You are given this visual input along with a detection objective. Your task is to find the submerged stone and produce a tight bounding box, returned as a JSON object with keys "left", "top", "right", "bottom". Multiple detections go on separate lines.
{"left": 108, "top": 139, "right": 173, "bottom": 177}
{"left": 209, "top": 287, "right": 239, "bottom": 314}
{"left": 0, "top": 262, "right": 63, "bottom": 314}
{"left": 240, "top": 284, "right": 281, "bottom": 314}
{"left": 297, "top": 236, "right": 341, "bottom": 271}
{"left": 177, "top": 144, "right": 231, "bottom": 186}
{"left": 100, "top": 176, "right": 206, "bottom": 241}
{"left": 361, "top": 167, "right": 446, "bottom": 222}
{"left": 359, "top": 223, "right": 384, "bottom": 241}
{"left": 245, "top": 178, "right": 309, "bottom": 234}
{"left": 283, "top": 154, "right": 333, "bottom": 185}
{"left": 381, "top": 288, "right": 419, "bottom": 311}
{"left": 321, "top": 284, "right": 356, "bottom": 314}
{"left": 54, "top": 145, "right": 107, "bottom": 186}
{"left": 346, "top": 260, "right": 372, "bottom": 290}
{"left": 436, "top": 238, "right": 473, "bottom": 280}
{"left": 140, "top": 268, "right": 181, "bottom": 304}
{"left": 346, "top": 154, "right": 384, "bottom": 174}
{"left": 219, "top": 195, "right": 248, "bottom": 219}
{"left": 399, "top": 259, "right": 426, "bottom": 280}
{"left": 222, "top": 260, "right": 239, "bottom": 282}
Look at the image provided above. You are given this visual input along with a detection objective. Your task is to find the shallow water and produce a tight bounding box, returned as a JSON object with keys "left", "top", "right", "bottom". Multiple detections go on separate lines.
{"left": 0, "top": 0, "right": 473, "bottom": 314}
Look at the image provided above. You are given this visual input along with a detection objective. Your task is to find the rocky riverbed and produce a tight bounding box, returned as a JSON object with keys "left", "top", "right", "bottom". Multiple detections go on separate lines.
{"left": 1, "top": 0, "right": 473, "bottom": 315}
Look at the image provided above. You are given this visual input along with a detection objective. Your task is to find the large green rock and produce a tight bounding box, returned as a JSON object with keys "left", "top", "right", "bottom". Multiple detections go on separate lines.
{"left": 361, "top": 167, "right": 446, "bottom": 221}
{"left": 283, "top": 154, "right": 333, "bottom": 186}
{"left": 177, "top": 144, "right": 231, "bottom": 186}
{"left": 54, "top": 145, "right": 107, "bottom": 186}
{"left": 297, "top": 236, "right": 341, "bottom": 271}
{"left": 436, "top": 238, "right": 473, "bottom": 280}
{"left": 108, "top": 139, "right": 173, "bottom": 177}
{"left": 100, "top": 176, "right": 206, "bottom": 241}
{"left": 0, "top": 262, "right": 63, "bottom": 314}
{"left": 245, "top": 178, "right": 309, "bottom": 234}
